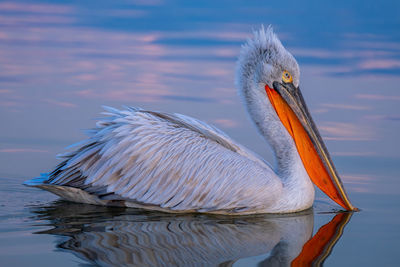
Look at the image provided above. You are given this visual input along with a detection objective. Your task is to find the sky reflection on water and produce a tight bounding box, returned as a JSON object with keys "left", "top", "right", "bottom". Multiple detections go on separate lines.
{"left": 0, "top": 0, "right": 400, "bottom": 266}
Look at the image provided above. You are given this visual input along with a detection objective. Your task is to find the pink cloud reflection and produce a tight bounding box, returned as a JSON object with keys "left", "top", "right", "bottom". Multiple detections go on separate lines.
{"left": 331, "top": 151, "right": 376, "bottom": 156}
{"left": 359, "top": 59, "right": 400, "bottom": 70}
{"left": 320, "top": 103, "right": 370, "bottom": 111}
{"left": 0, "top": 101, "right": 19, "bottom": 107}
{"left": 355, "top": 94, "right": 400, "bottom": 101}
{"left": 0, "top": 14, "right": 75, "bottom": 25}
{"left": 0, "top": 2, "right": 73, "bottom": 14}
{"left": 75, "top": 88, "right": 170, "bottom": 103}
{"left": 341, "top": 174, "right": 374, "bottom": 193}
{"left": 212, "top": 119, "right": 239, "bottom": 128}
{"left": 0, "top": 148, "right": 48, "bottom": 153}
{"left": 42, "top": 99, "right": 77, "bottom": 108}
{"left": 320, "top": 122, "right": 374, "bottom": 141}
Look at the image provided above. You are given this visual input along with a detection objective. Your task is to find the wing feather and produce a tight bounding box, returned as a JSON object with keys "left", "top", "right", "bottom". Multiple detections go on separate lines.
{"left": 46, "top": 107, "right": 281, "bottom": 212}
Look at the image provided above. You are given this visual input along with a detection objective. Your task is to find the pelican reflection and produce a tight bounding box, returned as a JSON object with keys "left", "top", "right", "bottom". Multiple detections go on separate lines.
{"left": 30, "top": 202, "right": 352, "bottom": 266}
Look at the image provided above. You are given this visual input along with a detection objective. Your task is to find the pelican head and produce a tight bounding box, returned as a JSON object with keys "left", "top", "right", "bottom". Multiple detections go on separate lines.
{"left": 236, "top": 26, "right": 357, "bottom": 211}
{"left": 236, "top": 25, "right": 300, "bottom": 91}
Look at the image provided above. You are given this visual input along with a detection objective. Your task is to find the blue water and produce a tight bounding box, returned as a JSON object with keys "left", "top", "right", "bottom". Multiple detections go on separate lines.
{"left": 0, "top": 0, "right": 400, "bottom": 266}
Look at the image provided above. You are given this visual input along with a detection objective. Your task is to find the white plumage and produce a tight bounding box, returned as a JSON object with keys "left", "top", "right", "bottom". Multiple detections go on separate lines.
{"left": 25, "top": 26, "right": 318, "bottom": 214}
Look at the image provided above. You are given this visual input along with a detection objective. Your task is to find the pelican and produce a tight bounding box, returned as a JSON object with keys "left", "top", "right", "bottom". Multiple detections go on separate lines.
{"left": 25, "top": 26, "right": 357, "bottom": 214}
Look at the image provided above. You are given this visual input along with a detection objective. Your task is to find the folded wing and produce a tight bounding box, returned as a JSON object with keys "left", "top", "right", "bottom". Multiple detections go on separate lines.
{"left": 43, "top": 107, "right": 280, "bottom": 213}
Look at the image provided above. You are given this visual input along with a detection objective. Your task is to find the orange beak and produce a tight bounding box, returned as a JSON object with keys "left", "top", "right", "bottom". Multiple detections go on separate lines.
{"left": 265, "top": 82, "right": 357, "bottom": 211}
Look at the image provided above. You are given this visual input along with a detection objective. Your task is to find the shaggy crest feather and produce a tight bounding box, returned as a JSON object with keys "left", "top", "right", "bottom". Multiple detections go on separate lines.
{"left": 236, "top": 25, "right": 300, "bottom": 91}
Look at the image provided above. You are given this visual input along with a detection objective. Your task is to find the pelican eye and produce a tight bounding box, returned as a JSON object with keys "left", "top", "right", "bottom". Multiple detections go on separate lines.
{"left": 282, "top": 70, "right": 293, "bottom": 83}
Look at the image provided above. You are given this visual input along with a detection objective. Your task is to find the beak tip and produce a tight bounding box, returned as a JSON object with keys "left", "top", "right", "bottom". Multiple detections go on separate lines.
{"left": 351, "top": 206, "right": 360, "bottom": 212}
{"left": 343, "top": 205, "right": 359, "bottom": 212}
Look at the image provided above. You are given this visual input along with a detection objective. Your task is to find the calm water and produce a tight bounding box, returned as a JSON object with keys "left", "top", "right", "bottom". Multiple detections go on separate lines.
{"left": 1, "top": 0, "right": 400, "bottom": 266}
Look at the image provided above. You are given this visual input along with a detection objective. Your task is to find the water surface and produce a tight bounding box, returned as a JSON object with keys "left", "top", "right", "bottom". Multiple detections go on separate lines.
{"left": 1, "top": 0, "right": 400, "bottom": 266}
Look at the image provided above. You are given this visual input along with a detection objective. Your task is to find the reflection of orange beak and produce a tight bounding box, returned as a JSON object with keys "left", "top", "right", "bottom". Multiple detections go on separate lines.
{"left": 291, "top": 212, "right": 352, "bottom": 266}
{"left": 265, "top": 83, "right": 356, "bottom": 211}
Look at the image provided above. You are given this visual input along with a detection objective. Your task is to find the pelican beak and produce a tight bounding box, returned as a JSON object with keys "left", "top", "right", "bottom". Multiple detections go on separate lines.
{"left": 265, "top": 81, "right": 357, "bottom": 211}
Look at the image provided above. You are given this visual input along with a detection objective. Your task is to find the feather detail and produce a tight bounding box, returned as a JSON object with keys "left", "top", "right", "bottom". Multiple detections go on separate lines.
{"left": 35, "top": 107, "right": 281, "bottom": 213}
